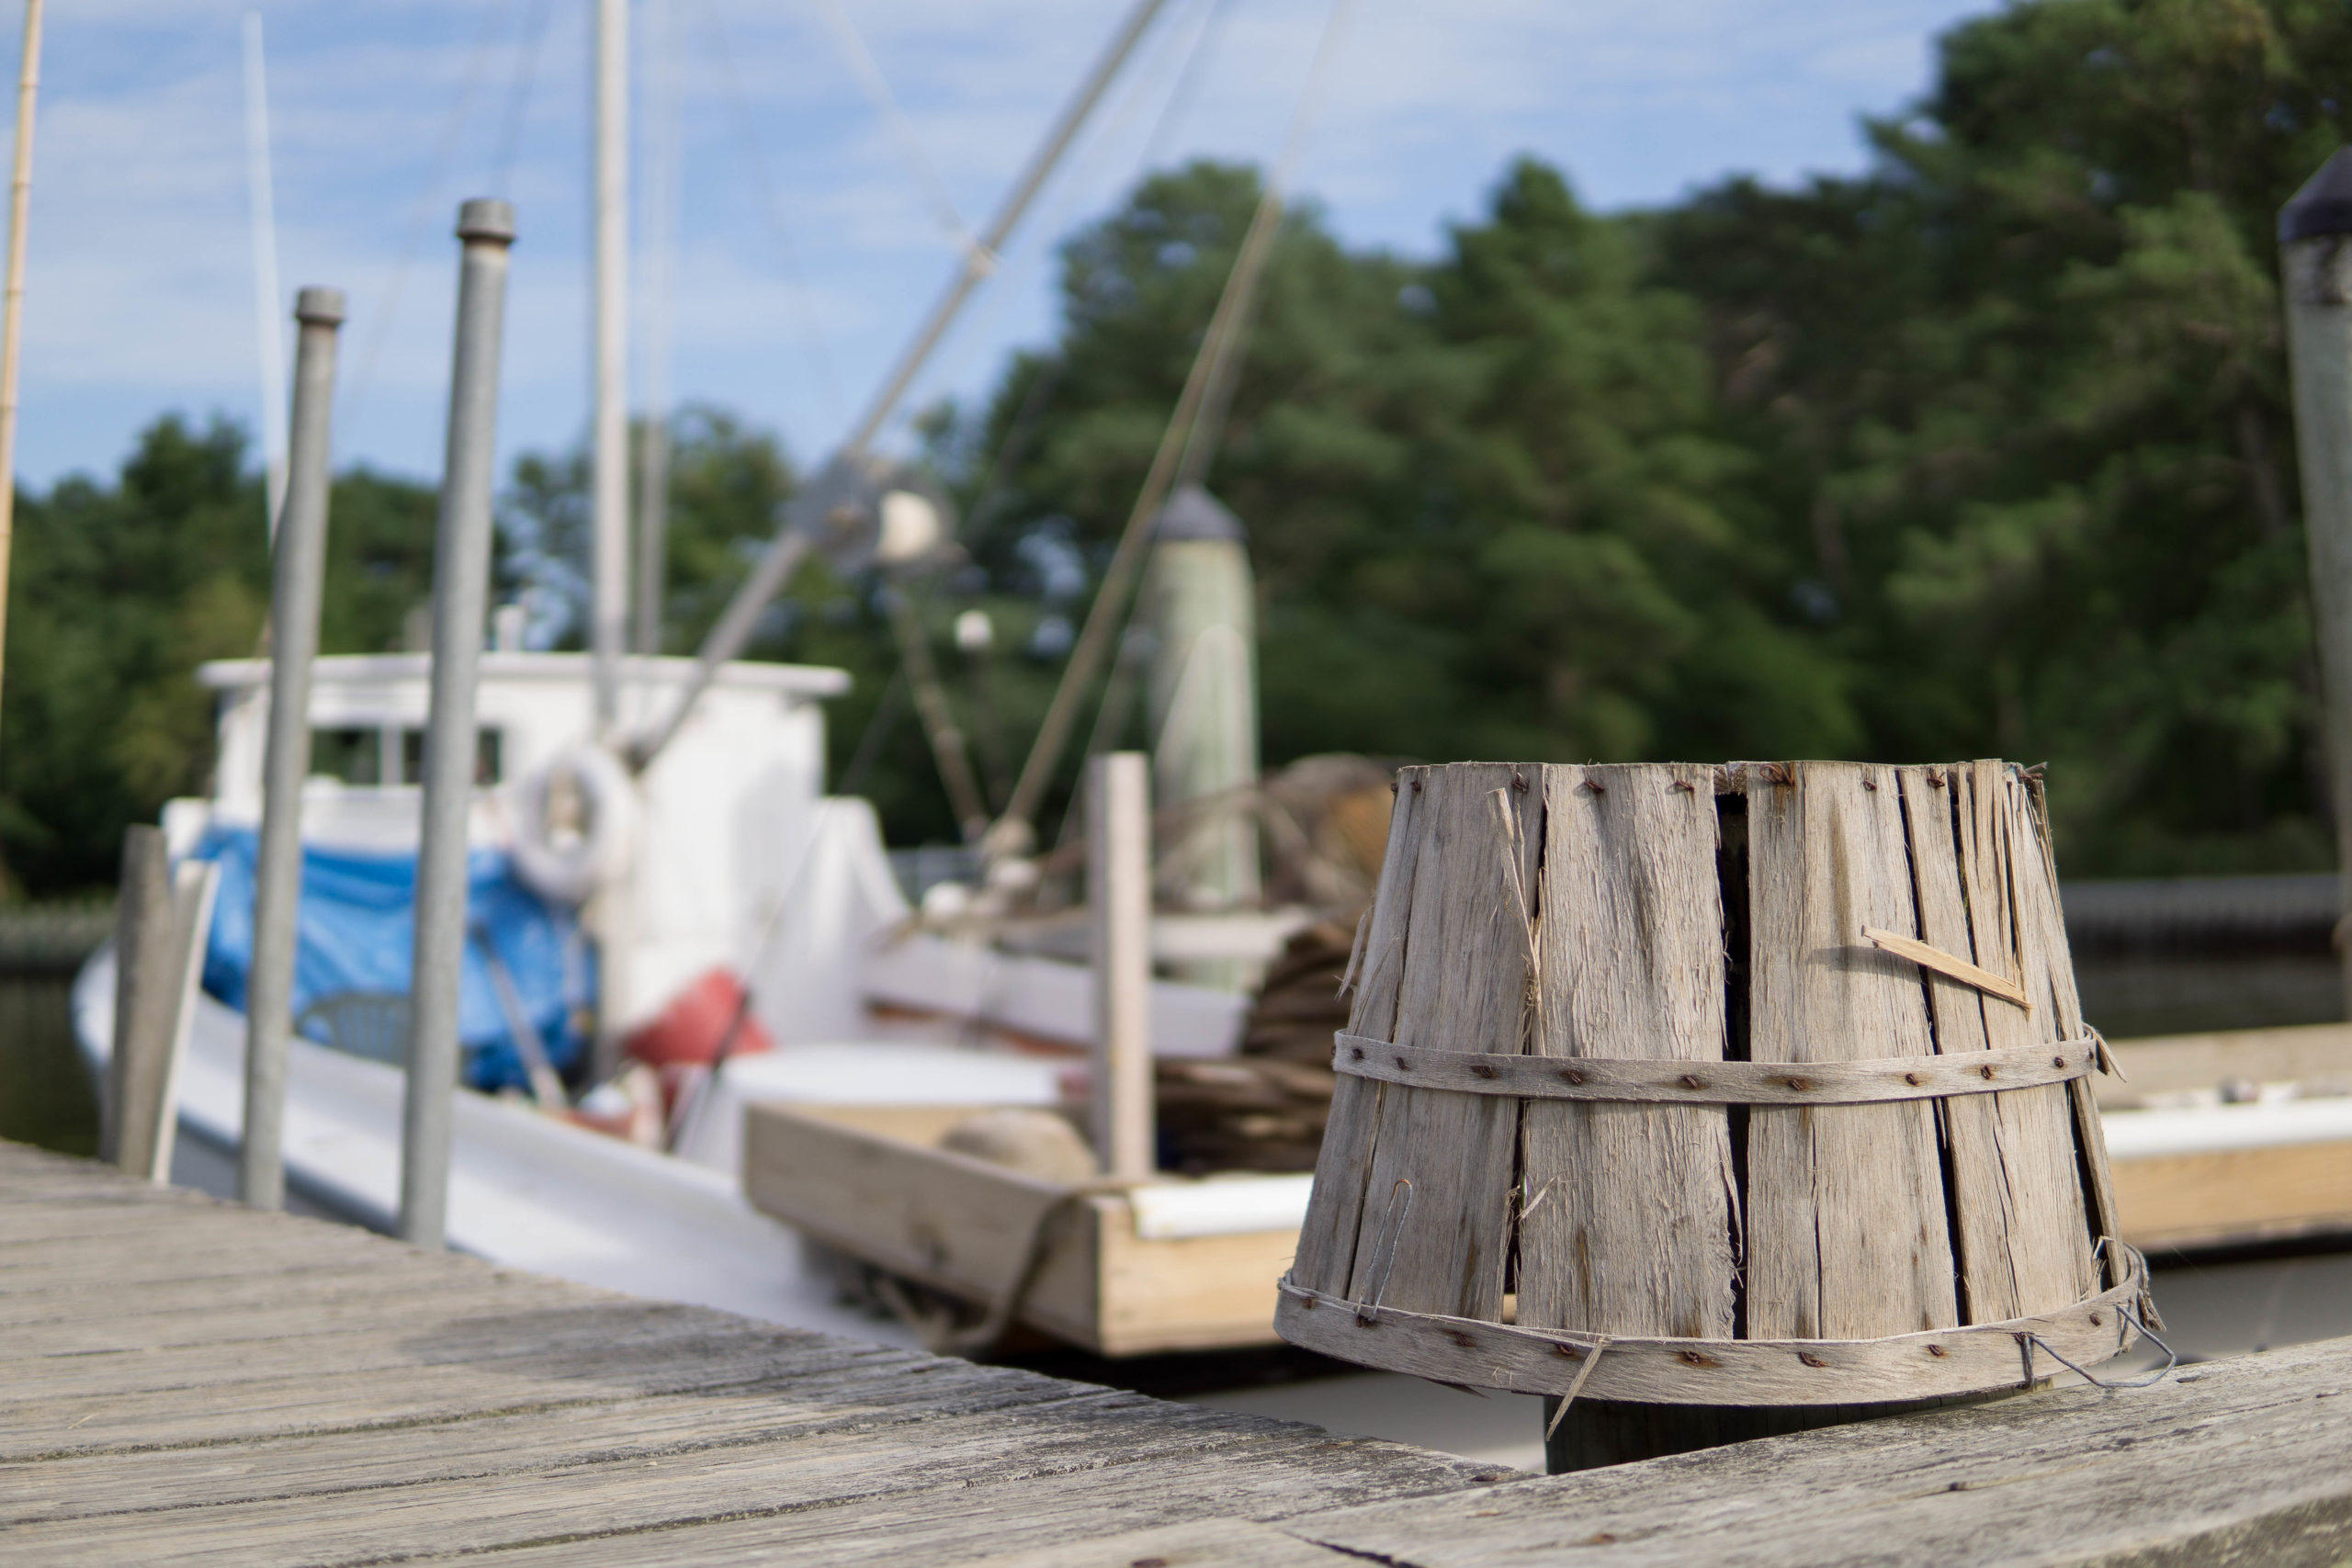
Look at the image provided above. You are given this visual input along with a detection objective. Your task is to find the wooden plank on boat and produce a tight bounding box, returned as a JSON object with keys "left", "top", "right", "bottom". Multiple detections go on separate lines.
{"left": 1744, "top": 761, "right": 1958, "bottom": 1339}
{"left": 741, "top": 1101, "right": 1299, "bottom": 1356}
{"left": 1518, "top": 761, "right": 1736, "bottom": 1340}
{"left": 2098, "top": 1021, "right": 2352, "bottom": 1106}
{"left": 2112, "top": 1139, "right": 2352, "bottom": 1249}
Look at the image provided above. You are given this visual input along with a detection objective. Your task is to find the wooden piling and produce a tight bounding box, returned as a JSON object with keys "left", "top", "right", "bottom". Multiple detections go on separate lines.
{"left": 2280, "top": 148, "right": 2352, "bottom": 1020}
{"left": 103, "top": 826, "right": 174, "bottom": 1178}
{"left": 1088, "top": 751, "right": 1154, "bottom": 1179}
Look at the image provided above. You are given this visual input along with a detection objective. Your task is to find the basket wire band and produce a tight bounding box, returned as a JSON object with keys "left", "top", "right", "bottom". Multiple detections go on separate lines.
{"left": 1330, "top": 1032, "right": 2101, "bottom": 1105}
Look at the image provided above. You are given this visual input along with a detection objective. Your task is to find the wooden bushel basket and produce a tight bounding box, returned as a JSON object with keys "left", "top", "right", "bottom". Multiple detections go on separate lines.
{"left": 1277, "top": 761, "right": 2157, "bottom": 1434}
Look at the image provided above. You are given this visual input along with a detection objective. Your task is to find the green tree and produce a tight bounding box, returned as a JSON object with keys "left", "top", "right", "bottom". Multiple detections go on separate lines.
{"left": 1649, "top": 0, "right": 2352, "bottom": 872}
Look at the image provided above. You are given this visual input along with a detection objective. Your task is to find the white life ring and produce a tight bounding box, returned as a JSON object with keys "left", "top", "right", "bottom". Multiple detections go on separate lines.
{"left": 508, "top": 744, "right": 637, "bottom": 905}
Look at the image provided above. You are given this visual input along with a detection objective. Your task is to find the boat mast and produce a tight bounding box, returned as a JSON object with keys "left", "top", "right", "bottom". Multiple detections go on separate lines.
{"left": 0, "top": 0, "right": 42, "bottom": 739}
{"left": 592, "top": 0, "right": 629, "bottom": 733}
{"left": 242, "top": 11, "right": 288, "bottom": 536}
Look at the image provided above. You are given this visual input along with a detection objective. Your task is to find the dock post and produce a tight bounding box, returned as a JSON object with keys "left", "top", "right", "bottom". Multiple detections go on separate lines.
{"left": 1087, "top": 750, "right": 1154, "bottom": 1179}
{"left": 401, "top": 199, "right": 514, "bottom": 1248}
{"left": 2283, "top": 149, "right": 2352, "bottom": 1017}
{"left": 104, "top": 826, "right": 174, "bottom": 1175}
{"left": 241, "top": 285, "right": 345, "bottom": 1210}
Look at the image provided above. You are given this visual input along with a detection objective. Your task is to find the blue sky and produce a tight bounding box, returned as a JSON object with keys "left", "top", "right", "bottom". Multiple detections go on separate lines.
{"left": 9, "top": 0, "right": 1992, "bottom": 492}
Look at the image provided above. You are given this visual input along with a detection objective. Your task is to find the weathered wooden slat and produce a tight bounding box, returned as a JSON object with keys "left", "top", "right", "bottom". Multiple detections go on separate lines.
{"left": 1902, "top": 763, "right": 2021, "bottom": 1325}
{"left": 458, "top": 1434, "right": 1494, "bottom": 1568}
{"left": 2012, "top": 764, "right": 2126, "bottom": 1291}
{"left": 1289, "top": 771, "right": 1424, "bottom": 1297}
{"left": 1953, "top": 760, "right": 2097, "bottom": 1317}
{"left": 1343, "top": 764, "right": 1539, "bottom": 1320}
{"left": 1, "top": 1397, "right": 1489, "bottom": 1567}
{"left": 1274, "top": 1261, "right": 2142, "bottom": 1405}
{"left": 6, "top": 1376, "right": 1109, "bottom": 1525}
{"left": 1518, "top": 761, "right": 1736, "bottom": 1341}
{"left": 1745, "top": 761, "right": 1959, "bottom": 1339}
{"left": 0, "top": 1255, "right": 474, "bottom": 1330}
{"left": 11, "top": 1272, "right": 594, "bottom": 1358}
{"left": 944, "top": 1516, "right": 1351, "bottom": 1568}
{"left": 1334, "top": 1032, "right": 2095, "bottom": 1104}
{"left": 0, "top": 1300, "right": 786, "bottom": 1405}
{"left": 1276, "top": 1334, "right": 2352, "bottom": 1568}
{"left": 0, "top": 1334, "right": 916, "bottom": 1461}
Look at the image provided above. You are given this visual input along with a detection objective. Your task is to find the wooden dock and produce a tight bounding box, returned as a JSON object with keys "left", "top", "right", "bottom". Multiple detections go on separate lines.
{"left": 8, "top": 1138, "right": 2352, "bottom": 1565}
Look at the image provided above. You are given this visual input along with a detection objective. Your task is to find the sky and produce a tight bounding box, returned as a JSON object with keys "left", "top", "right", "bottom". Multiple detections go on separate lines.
{"left": 6, "top": 0, "right": 1993, "bottom": 493}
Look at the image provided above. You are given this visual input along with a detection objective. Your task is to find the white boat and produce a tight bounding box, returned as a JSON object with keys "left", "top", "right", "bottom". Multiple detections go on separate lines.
{"left": 74, "top": 646, "right": 1299, "bottom": 1342}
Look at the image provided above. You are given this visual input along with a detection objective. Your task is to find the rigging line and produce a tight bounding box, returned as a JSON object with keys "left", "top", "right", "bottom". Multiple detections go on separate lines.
{"left": 993, "top": 0, "right": 1362, "bottom": 850}
{"left": 240, "top": 10, "right": 287, "bottom": 537}
{"left": 805, "top": 0, "right": 979, "bottom": 262}
{"left": 907, "top": 0, "right": 1218, "bottom": 503}
{"left": 1177, "top": 0, "right": 1359, "bottom": 491}
{"left": 489, "top": 0, "right": 555, "bottom": 194}
{"left": 695, "top": 0, "right": 847, "bottom": 423}
{"left": 345, "top": 0, "right": 517, "bottom": 425}
{"left": 1138, "top": 0, "right": 1232, "bottom": 171}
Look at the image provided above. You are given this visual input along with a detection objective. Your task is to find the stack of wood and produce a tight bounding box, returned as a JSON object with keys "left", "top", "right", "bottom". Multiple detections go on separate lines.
{"left": 1155, "top": 918, "right": 1355, "bottom": 1172}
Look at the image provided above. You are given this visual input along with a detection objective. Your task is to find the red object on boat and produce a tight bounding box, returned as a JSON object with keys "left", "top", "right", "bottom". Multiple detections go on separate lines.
{"left": 622, "top": 967, "right": 775, "bottom": 1067}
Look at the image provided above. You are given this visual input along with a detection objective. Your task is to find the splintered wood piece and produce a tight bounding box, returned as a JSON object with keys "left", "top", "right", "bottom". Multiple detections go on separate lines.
{"left": 1518, "top": 761, "right": 1737, "bottom": 1340}
{"left": 1859, "top": 926, "right": 2031, "bottom": 1011}
{"left": 1289, "top": 771, "right": 1425, "bottom": 1296}
{"left": 1342, "top": 763, "right": 1541, "bottom": 1321}
{"left": 1745, "top": 761, "right": 1958, "bottom": 1340}
{"left": 2007, "top": 764, "right": 2123, "bottom": 1291}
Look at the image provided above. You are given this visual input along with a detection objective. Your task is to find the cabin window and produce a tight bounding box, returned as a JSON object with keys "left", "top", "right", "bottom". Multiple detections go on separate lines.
{"left": 311, "top": 728, "right": 384, "bottom": 785}
{"left": 397, "top": 727, "right": 503, "bottom": 785}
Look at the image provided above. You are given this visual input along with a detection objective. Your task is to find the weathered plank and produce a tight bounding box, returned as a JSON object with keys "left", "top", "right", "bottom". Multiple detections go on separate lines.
{"left": 1346, "top": 763, "right": 1542, "bottom": 1322}
{"left": 1902, "top": 761, "right": 2091, "bottom": 1324}
{"left": 1519, "top": 761, "right": 1736, "bottom": 1341}
{"left": 0, "top": 1329, "right": 910, "bottom": 1460}
{"left": 6, "top": 1371, "right": 1086, "bottom": 1523}
{"left": 2013, "top": 764, "right": 2128, "bottom": 1289}
{"left": 462, "top": 1434, "right": 1494, "bottom": 1568}
{"left": 1290, "top": 769, "right": 1424, "bottom": 1296}
{"left": 0, "top": 1299, "right": 799, "bottom": 1405}
{"left": 1746, "top": 761, "right": 1959, "bottom": 1339}
{"left": 944, "top": 1516, "right": 1351, "bottom": 1568}
{"left": 1276, "top": 1335, "right": 2352, "bottom": 1568}
{"left": 3, "top": 1396, "right": 1488, "bottom": 1567}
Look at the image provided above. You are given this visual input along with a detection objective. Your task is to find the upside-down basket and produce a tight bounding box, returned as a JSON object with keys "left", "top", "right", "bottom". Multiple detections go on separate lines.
{"left": 1275, "top": 760, "right": 2156, "bottom": 1409}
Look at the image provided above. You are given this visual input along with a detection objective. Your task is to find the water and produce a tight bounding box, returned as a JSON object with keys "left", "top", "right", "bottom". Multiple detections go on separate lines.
{"left": 0, "top": 971, "right": 97, "bottom": 1156}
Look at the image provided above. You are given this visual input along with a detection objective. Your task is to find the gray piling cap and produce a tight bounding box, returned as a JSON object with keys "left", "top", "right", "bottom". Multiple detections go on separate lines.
{"left": 292, "top": 286, "right": 346, "bottom": 327}
{"left": 456, "top": 197, "right": 516, "bottom": 246}
{"left": 1154, "top": 483, "right": 1245, "bottom": 543}
{"left": 2281, "top": 149, "right": 2352, "bottom": 243}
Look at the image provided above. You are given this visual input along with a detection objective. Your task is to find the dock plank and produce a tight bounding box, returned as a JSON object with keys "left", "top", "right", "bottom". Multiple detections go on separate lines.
{"left": 1276, "top": 1337, "right": 2352, "bottom": 1567}
{"left": 10, "top": 1134, "right": 2352, "bottom": 1565}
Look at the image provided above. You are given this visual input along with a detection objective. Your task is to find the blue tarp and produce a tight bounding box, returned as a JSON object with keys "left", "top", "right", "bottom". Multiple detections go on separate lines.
{"left": 192, "top": 827, "right": 594, "bottom": 1092}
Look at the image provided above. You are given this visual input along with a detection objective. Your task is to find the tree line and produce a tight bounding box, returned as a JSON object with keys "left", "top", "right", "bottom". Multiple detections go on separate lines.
{"left": 0, "top": 0, "right": 2340, "bottom": 896}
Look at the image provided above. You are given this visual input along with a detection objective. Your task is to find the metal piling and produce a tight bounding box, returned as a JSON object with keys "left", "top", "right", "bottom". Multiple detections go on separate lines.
{"left": 401, "top": 200, "right": 514, "bottom": 1248}
{"left": 241, "top": 284, "right": 345, "bottom": 1209}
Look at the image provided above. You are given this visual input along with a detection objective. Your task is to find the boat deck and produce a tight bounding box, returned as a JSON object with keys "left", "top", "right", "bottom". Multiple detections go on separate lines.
{"left": 8, "top": 1138, "right": 2352, "bottom": 1566}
